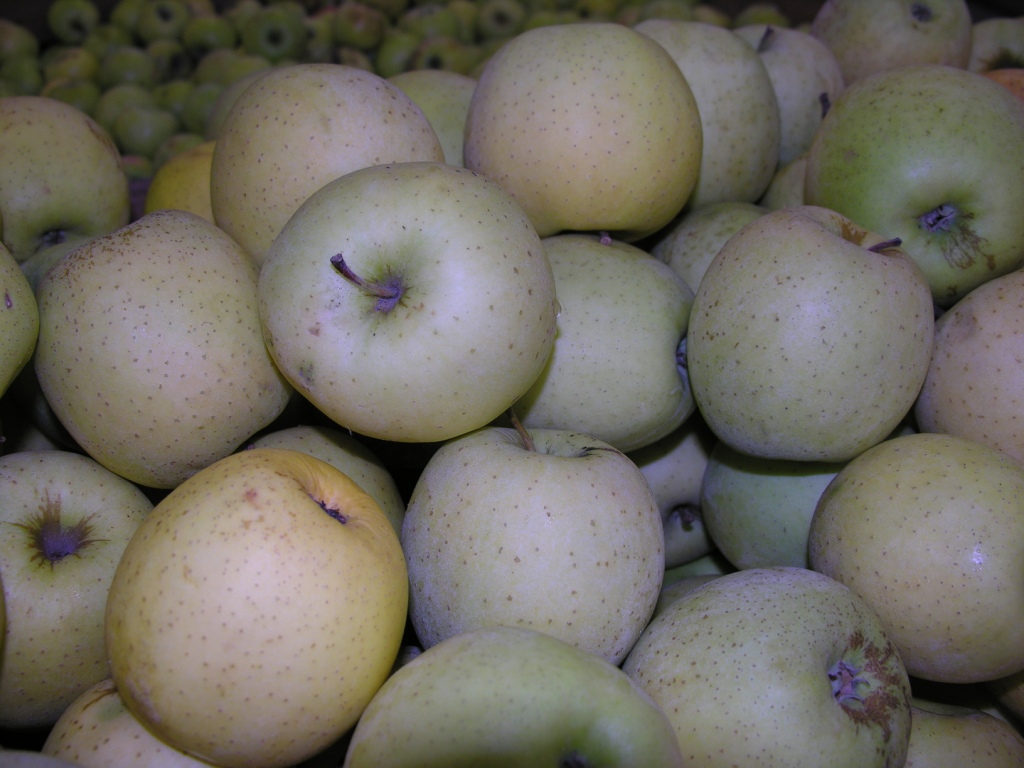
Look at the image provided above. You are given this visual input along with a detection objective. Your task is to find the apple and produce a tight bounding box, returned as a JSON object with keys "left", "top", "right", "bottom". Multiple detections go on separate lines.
{"left": 0, "top": 96, "right": 130, "bottom": 264}
{"left": 634, "top": 19, "right": 781, "bottom": 208}
{"left": 0, "top": 752, "right": 83, "bottom": 768}
{"left": 40, "top": 46, "right": 98, "bottom": 84}
{"left": 135, "top": 0, "right": 192, "bottom": 45}
{"left": 809, "top": 0, "right": 972, "bottom": 85}
{"left": 914, "top": 268, "right": 1024, "bottom": 465}
{"left": 651, "top": 572, "right": 720, "bottom": 619}
{"left": 733, "top": 2, "right": 791, "bottom": 27}
{"left": 143, "top": 138, "right": 215, "bottom": 222}
{"left": 397, "top": 3, "right": 462, "bottom": 41}
{"left": 111, "top": 104, "right": 181, "bottom": 159}
{"left": 758, "top": 149, "right": 807, "bottom": 209}
{"left": 371, "top": 28, "right": 420, "bottom": 77}
{"left": 0, "top": 20, "right": 40, "bottom": 62}
{"left": 34, "top": 209, "right": 293, "bottom": 489}
{"left": 210, "top": 62, "right": 445, "bottom": 267}
{"left": 105, "top": 447, "right": 408, "bottom": 768}
{"left": 247, "top": 424, "right": 406, "bottom": 537}
{"left": 39, "top": 77, "right": 101, "bottom": 115}
{"left": 97, "top": 44, "right": 158, "bottom": 90}
{"left": 0, "top": 241, "right": 38, "bottom": 401}
{"left": 401, "top": 424, "right": 665, "bottom": 666}
{"left": 475, "top": 0, "right": 527, "bottom": 39}
{"left": 988, "top": 669, "right": 1024, "bottom": 723}
{"left": 146, "top": 38, "right": 192, "bottom": 83}
{"left": 258, "top": 161, "right": 557, "bottom": 443}
{"left": 984, "top": 67, "right": 1024, "bottom": 103}
{"left": 181, "top": 13, "right": 238, "bottom": 59}
{"left": 109, "top": 0, "right": 146, "bottom": 34}
{"left": 333, "top": 1, "right": 389, "bottom": 51}
{"left": 0, "top": 450, "right": 153, "bottom": 730}
{"left": 649, "top": 200, "right": 767, "bottom": 292}
{"left": 904, "top": 699, "right": 1024, "bottom": 766}
{"left": 733, "top": 23, "right": 846, "bottom": 167}
{"left": 805, "top": 63, "right": 1024, "bottom": 308}
{"left": 93, "top": 81, "right": 158, "bottom": 134}
{"left": 514, "top": 232, "right": 695, "bottom": 453}
{"left": 622, "top": 566, "right": 913, "bottom": 768}
{"left": 408, "top": 36, "right": 482, "bottom": 75}
{"left": 463, "top": 21, "right": 703, "bottom": 240}
{"left": 686, "top": 205, "right": 934, "bottom": 462}
{"left": 388, "top": 69, "right": 477, "bottom": 166}
{"left": 239, "top": 3, "right": 309, "bottom": 63}
{"left": 47, "top": 0, "right": 102, "bottom": 46}
{"left": 342, "top": 626, "right": 685, "bottom": 767}
{"left": 968, "top": 16, "right": 1024, "bottom": 72}
{"left": 0, "top": 54, "right": 44, "bottom": 96}
{"left": 809, "top": 431, "right": 1024, "bottom": 684}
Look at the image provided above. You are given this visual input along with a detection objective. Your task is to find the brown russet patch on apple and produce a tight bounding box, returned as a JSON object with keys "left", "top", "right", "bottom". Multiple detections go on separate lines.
{"left": 836, "top": 629, "right": 909, "bottom": 747}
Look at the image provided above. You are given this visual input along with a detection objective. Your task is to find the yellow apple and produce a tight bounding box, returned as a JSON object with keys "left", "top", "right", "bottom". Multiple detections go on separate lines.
{"left": 143, "top": 139, "right": 216, "bottom": 223}
{"left": 0, "top": 240, "right": 37, "bottom": 399}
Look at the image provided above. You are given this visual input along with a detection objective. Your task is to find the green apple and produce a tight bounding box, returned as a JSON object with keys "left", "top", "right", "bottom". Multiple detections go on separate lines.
{"left": 397, "top": 3, "right": 462, "bottom": 40}
{"left": 634, "top": 19, "right": 780, "bottom": 208}
{"left": 210, "top": 62, "right": 444, "bottom": 266}
{"left": 135, "top": 0, "right": 192, "bottom": 44}
{"left": 40, "top": 77, "right": 102, "bottom": 115}
{"left": 475, "top": 0, "right": 527, "bottom": 39}
{"left": 0, "top": 54, "right": 44, "bottom": 95}
{"left": 734, "top": 23, "right": 846, "bottom": 166}
{"left": 809, "top": 0, "right": 972, "bottom": 85}
{"left": 81, "top": 23, "right": 134, "bottom": 61}
{"left": 0, "top": 450, "right": 152, "bottom": 730}
{"left": 109, "top": 0, "right": 147, "bottom": 34}
{"left": 402, "top": 425, "right": 665, "bottom": 665}
{"left": 343, "top": 626, "right": 685, "bottom": 767}
{"left": 47, "top": 0, "right": 102, "bottom": 46}
{"left": 151, "top": 131, "right": 205, "bottom": 170}
{"left": 627, "top": 414, "right": 716, "bottom": 569}
{"left": 97, "top": 43, "right": 158, "bottom": 89}
{"left": 914, "top": 268, "right": 1024, "bottom": 465}
{"left": 181, "top": 13, "right": 238, "bottom": 59}
{"left": 258, "top": 161, "right": 557, "bottom": 443}
{"left": 304, "top": 9, "right": 336, "bottom": 63}
{"left": 732, "top": 1, "right": 791, "bottom": 26}
{"left": 240, "top": 3, "right": 309, "bottom": 63}
{"left": 968, "top": 16, "right": 1024, "bottom": 72}
{"left": 463, "top": 22, "right": 703, "bottom": 240}
{"left": 687, "top": 205, "right": 934, "bottom": 462}
{"left": 809, "top": 431, "right": 1024, "bottom": 684}
{"left": 178, "top": 80, "right": 222, "bottom": 134}
{"left": 112, "top": 104, "right": 181, "bottom": 158}
{"left": 201, "top": 67, "right": 267, "bottom": 139}
{"left": 248, "top": 424, "right": 406, "bottom": 537}
{"left": 34, "top": 209, "right": 293, "bottom": 489}
{"left": 650, "top": 200, "right": 767, "bottom": 292}
{"left": 0, "top": 20, "right": 40, "bottom": 63}
{"left": 637, "top": 0, "right": 696, "bottom": 22}
{"left": 758, "top": 149, "right": 807, "bottom": 209}
{"left": 372, "top": 28, "right": 420, "bottom": 77}
{"left": 41, "top": 45, "right": 99, "bottom": 84}
{"left": 701, "top": 439, "right": 844, "bottom": 570}
{"left": 623, "top": 566, "right": 913, "bottom": 768}
{"left": 146, "top": 38, "right": 192, "bottom": 83}
{"left": 805, "top": 64, "right": 1024, "bottom": 308}
{"left": 105, "top": 447, "right": 408, "bottom": 768}
{"left": 514, "top": 233, "right": 695, "bottom": 453}
{"left": 153, "top": 77, "right": 194, "bottom": 120}
{"left": 0, "top": 96, "right": 130, "bottom": 263}
{"left": 904, "top": 699, "right": 1024, "bottom": 766}
{"left": 0, "top": 242, "right": 37, "bottom": 400}
{"left": 388, "top": 69, "right": 477, "bottom": 166}
{"left": 93, "top": 81, "right": 158, "bottom": 134}
{"left": 409, "top": 35, "right": 482, "bottom": 74}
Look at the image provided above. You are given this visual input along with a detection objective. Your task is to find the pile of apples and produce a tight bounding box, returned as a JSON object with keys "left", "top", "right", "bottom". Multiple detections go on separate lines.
{"left": 2, "top": 0, "right": 1024, "bottom": 766}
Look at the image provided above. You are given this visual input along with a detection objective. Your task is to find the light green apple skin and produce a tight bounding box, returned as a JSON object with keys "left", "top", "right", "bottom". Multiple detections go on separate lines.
{"left": 623, "top": 566, "right": 913, "bottom": 768}
{"left": 805, "top": 64, "right": 1024, "bottom": 308}
{"left": 809, "top": 0, "right": 972, "bottom": 85}
{"left": 401, "top": 426, "right": 665, "bottom": 666}
{"left": 904, "top": 700, "right": 1024, "bottom": 767}
{"left": 258, "top": 161, "right": 558, "bottom": 444}
{"left": 650, "top": 200, "right": 767, "bottom": 292}
{"left": 464, "top": 22, "right": 703, "bottom": 240}
{"left": 210, "top": 63, "right": 444, "bottom": 267}
{"left": 0, "top": 450, "right": 153, "bottom": 731}
{"left": 809, "top": 432, "right": 1024, "bottom": 684}
{"left": 344, "top": 626, "right": 685, "bottom": 768}
{"left": 914, "top": 269, "right": 1024, "bottom": 466}
{"left": 968, "top": 16, "right": 1024, "bottom": 72}
{"left": 387, "top": 69, "right": 477, "bottom": 166}
{"left": 0, "top": 752, "right": 85, "bottom": 768}
{"left": 0, "top": 240, "right": 38, "bottom": 399}
{"left": 34, "top": 209, "right": 293, "bottom": 489}
{"left": 700, "top": 440, "right": 844, "bottom": 570}
{"left": 627, "top": 415, "right": 716, "bottom": 568}
{"left": 758, "top": 150, "right": 807, "bottom": 210}
{"left": 105, "top": 447, "right": 409, "bottom": 768}
{"left": 0, "top": 96, "right": 130, "bottom": 264}
{"left": 734, "top": 23, "right": 846, "bottom": 166}
{"left": 248, "top": 424, "right": 406, "bottom": 537}
{"left": 514, "top": 233, "right": 694, "bottom": 453}
{"left": 634, "top": 19, "right": 781, "bottom": 209}
{"left": 687, "top": 205, "right": 935, "bottom": 462}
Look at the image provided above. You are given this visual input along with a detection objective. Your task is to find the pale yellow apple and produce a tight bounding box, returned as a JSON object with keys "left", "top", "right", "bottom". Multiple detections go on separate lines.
{"left": 143, "top": 139, "right": 216, "bottom": 223}
{"left": 0, "top": 240, "right": 37, "bottom": 398}
{"left": 106, "top": 447, "right": 409, "bottom": 768}
{"left": 463, "top": 21, "right": 702, "bottom": 240}
{"left": 387, "top": 69, "right": 477, "bottom": 166}
{"left": 905, "top": 700, "right": 1024, "bottom": 767}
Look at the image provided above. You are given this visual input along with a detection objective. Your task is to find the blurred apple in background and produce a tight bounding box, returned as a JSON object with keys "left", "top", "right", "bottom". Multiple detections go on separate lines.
{"left": 143, "top": 138, "right": 215, "bottom": 221}
{"left": 809, "top": 432, "right": 1024, "bottom": 684}
{"left": 343, "top": 626, "right": 685, "bottom": 768}
{"left": 0, "top": 450, "right": 152, "bottom": 731}
{"left": 805, "top": 64, "right": 1024, "bottom": 308}
{"left": 34, "top": 209, "right": 293, "bottom": 489}
{"left": 401, "top": 425, "right": 665, "bottom": 666}
{"left": 211, "top": 62, "right": 444, "bottom": 266}
{"left": 464, "top": 22, "right": 702, "bottom": 240}
{"left": 105, "top": 447, "right": 408, "bottom": 768}
{"left": 967, "top": 15, "right": 1024, "bottom": 72}
{"left": 258, "top": 161, "right": 557, "bottom": 444}
{"left": 634, "top": 19, "right": 780, "bottom": 208}
{"left": 387, "top": 68, "right": 476, "bottom": 166}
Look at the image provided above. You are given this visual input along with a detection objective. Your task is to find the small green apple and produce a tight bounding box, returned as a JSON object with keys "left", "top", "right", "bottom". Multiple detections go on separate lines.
{"left": 146, "top": 38, "right": 192, "bottom": 83}
{"left": 388, "top": 69, "right": 477, "bottom": 166}
{"left": 0, "top": 54, "right": 44, "bottom": 96}
{"left": 181, "top": 13, "right": 238, "bottom": 59}
{"left": 97, "top": 43, "right": 158, "bottom": 89}
{"left": 0, "top": 19, "right": 40, "bottom": 62}
{"left": 240, "top": 3, "right": 309, "bottom": 63}
{"left": 82, "top": 22, "right": 134, "bottom": 61}
{"left": 40, "top": 76, "right": 101, "bottom": 115}
{"left": 475, "top": 0, "right": 527, "bottom": 39}
{"left": 372, "top": 28, "right": 420, "bottom": 77}
{"left": 93, "top": 81, "right": 158, "bottom": 134}
{"left": 47, "top": 0, "right": 102, "bottom": 46}
{"left": 112, "top": 104, "right": 181, "bottom": 158}
{"left": 343, "top": 626, "right": 685, "bottom": 768}
{"left": 397, "top": 3, "right": 462, "bottom": 40}
{"left": 41, "top": 45, "right": 99, "bottom": 84}
{"left": 135, "top": 0, "right": 192, "bottom": 44}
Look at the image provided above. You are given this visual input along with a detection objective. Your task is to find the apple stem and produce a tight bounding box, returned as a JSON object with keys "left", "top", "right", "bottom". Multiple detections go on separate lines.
{"left": 867, "top": 237, "right": 902, "bottom": 253}
{"left": 599, "top": 231, "right": 612, "bottom": 245}
{"left": 757, "top": 25, "right": 775, "bottom": 54}
{"left": 507, "top": 408, "right": 537, "bottom": 452}
{"left": 330, "top": 253, "right": 403, "bottom": 313}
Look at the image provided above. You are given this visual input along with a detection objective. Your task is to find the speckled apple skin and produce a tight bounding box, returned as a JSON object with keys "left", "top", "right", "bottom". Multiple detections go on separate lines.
{"left": 34, "top": 209, "right": 293, "bottom": 489}
{"left": 0, "top": 241, "right": 38, "bottom": 397}
{"left": 809, "top": 432, "right": 1024, "bottom": 684}
{"left": 622, "top": 566, "right": 913, "bottom": 768}
{"left": 904, "top": 701, "right": 1024, "bottom": 768}
{"left": 463, "top": 22, "right": 702, "bottom": 241}
{"left": 210, "top": 63, "right": 444, "bottom": 266}
{"left": 914, "top": 269, "right": 1024, "bottom": 466}
{"left": 105, "top": 448, "right": 409, "bottom": 768}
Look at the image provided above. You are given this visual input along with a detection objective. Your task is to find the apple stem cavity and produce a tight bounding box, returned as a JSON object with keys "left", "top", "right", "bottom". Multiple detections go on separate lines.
{"left": 910, "top": 2, "right": 933, "bottom": 22}
{"left": 598, "top": 231, "right": 612, "bottom": 245}
{"left": 507, "top": 408, "right": 537, "bottom": 452}
{"left": 10, "top": 490, "right": 105, "bottom": 568}
{"left": 311, "top": 494, "right": 348, "bottom": 524}
{"left": 560, "top": 751, "right": 590, "bottom": 768}
{"left": 330, "top": 252, "right": 404, "bottom": 313}
{"left": 867, "top": 237, "right": 903, "bottom": 253}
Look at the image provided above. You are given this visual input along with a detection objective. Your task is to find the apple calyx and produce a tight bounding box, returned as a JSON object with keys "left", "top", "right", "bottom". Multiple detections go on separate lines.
{"left": 37, "top": 228, "right": 71, "bottom": 252}
{"left": 866, "top": 237, "right": 903, "bottom": 254}
{"left": 910, "top": 2, "right": 933, "bottom": 22}
{"left": 10, "top": 489, "right": 106, "bottom": 568}
{"left": 331, "top": 252, "right": 404, "bottom": 313}
{"left": 311, "top": 494, "right": 348, "bottom": 524}
{"left": 917, "top": 204, "right": 989, "bottom": 270}
{"left": 828, "top": 631, "right": 909, "bottom": 744}
{"left": 829, "top": 659, "right": 869, "bottom": 704}
{"left": 560, "top": 751, "right": 590, "bottom": 768}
